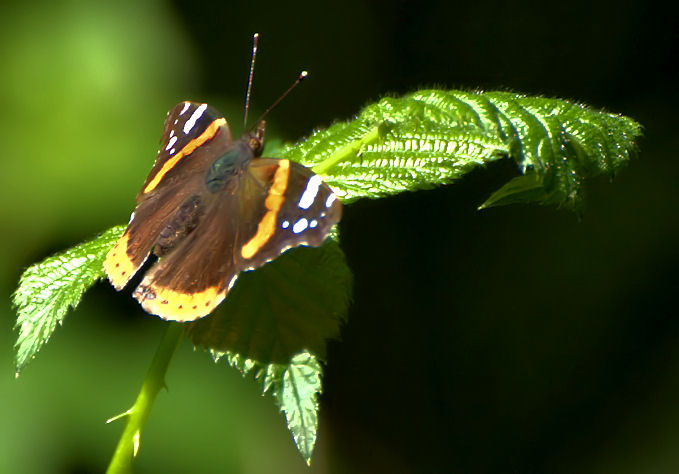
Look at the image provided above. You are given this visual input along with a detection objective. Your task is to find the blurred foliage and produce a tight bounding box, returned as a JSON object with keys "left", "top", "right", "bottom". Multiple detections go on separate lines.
{"left": 0, "top": 1, "right": 195, "bottom": 285}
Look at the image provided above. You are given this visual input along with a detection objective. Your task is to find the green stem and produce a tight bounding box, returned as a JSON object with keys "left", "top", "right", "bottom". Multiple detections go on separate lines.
{"left": 106, "top": 323, "right": 184, "bottom": 474}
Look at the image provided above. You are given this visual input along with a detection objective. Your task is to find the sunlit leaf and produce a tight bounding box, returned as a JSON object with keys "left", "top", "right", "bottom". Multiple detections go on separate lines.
{"left": 12, "top": 226, "right": 124, "bottom": 374}
{"left": 280, "top": 89, "right": 641, "bottom": 212}
{"left": 213, "top": 349, "right": 322, "bottom": 465}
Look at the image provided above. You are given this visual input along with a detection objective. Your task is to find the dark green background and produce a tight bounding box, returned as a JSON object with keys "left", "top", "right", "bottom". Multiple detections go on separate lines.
{"left": 1, "top": 0, "right": 677, "bottom": 473}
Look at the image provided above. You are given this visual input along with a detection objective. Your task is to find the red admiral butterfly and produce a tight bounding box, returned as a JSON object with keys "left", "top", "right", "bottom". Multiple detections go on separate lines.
{"left": 103, "top": 67, "right": 341, "bottom": 322}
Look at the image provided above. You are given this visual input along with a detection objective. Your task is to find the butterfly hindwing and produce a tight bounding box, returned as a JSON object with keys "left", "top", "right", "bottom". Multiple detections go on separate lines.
{"left": 132, "top": 190, "right": 241, "bottom": 321}
{"left": 104, "top": 178, "right": 203, "bottom": 290}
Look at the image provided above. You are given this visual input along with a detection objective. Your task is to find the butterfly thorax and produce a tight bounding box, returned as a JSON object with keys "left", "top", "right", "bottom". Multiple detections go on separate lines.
{"left": 205, "top": 140, "right": 253, "bottom": 193}
{"left": 205, "top": 122, "right": 265, "bottom": 194}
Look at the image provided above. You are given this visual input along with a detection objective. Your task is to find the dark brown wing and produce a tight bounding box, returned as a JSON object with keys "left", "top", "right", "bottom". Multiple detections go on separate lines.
{"left": 130, "top": 158, "right": 341, "bottom": 322}
{"left": 235, "top": 158, "right": 342, "bottom": 270}
{"left": 131, "top": 190, "right": 241, "bottom": 321}
{"left": 104, "top": 101, "right": 233, "bottom": 289}
{"left": 138, "top": 101, "right": 232, "bottom": 198}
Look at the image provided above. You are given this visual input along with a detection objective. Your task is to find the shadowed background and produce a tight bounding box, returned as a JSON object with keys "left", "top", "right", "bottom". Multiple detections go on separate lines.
{"left": 0, "top": 0, "right": 677, "bottom": 472}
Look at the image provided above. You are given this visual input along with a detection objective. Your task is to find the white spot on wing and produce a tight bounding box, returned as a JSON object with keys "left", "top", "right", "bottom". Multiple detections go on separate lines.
{"left": 325, "top": 194, "right": 337, "bottom": 208}
{"left": 179, "top": 102, "right": 190, "bottom": 115}
{"left": 292, "top": 218, "right": 308, "bottom": 234}
{"left": 298, "top": 175, "right": 323, "bottom": 209}
{"left": 165, "top": 135, "right": 178, "bottom": 151}
{"left": 183, "top": 103, "right": 207, "bottom": 134}
{"left": 281, "top": 220, "right": 290, "bottom": 229}
{"left": 310, "top": 219, "right": 318, "bottom": 228}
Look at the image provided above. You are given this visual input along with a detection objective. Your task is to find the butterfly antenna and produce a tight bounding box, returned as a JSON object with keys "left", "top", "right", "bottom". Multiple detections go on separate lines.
{"left": 243, "top": 33, "right": 259, "bottom": 130}
{"left": 250, "top": 70, "right": 308, "bottom": 129}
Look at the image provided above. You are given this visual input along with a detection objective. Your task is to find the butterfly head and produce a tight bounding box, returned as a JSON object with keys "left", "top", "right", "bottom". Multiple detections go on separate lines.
{"left": 247, "top": 120, "right": 266, "bottom": 157}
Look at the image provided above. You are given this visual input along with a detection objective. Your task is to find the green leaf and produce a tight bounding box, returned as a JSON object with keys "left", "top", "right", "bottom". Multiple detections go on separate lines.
{"left": 12, "top": 225, "right": 124, "bottom": 374}
{"left": 10, "top": 87, "right": 643, "bottom": 467}
{"left": 278, "top": 351, "right": 322, "bottom": 465}
{"left": 185, "top": 237, "right": 352, "bottom": 363}
{"left": 185, "top": 236, "right": 348, "bottom": 464}
{"left": 186, "top": 238, "right": 348, "bottom": 464}
{"left": 478, "top": 172, "right": 550, "bottom": 209}
{"left": 279, "top": 89, "right": 641, "bottom": 211}
{"left": 214, "top": 349, "right": 323, "bottom": 465}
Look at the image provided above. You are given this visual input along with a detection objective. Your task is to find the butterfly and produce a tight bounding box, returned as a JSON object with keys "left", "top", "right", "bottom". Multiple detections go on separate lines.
{"left": 103, "top": 101, "right": 342, "bottom": 321}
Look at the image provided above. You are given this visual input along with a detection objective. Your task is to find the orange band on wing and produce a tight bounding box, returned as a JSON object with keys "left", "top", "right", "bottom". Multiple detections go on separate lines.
{"left": 134, "top": 283, "right": 227, "bottom": 322}
{"left": 143, "top": 118, "right": 227, "bottom": 194}
{"left": 241, "top": 159, "right": 290, "bottom": 259}
{"left": 104, "top": 231, "right": 140, "bottom": 290}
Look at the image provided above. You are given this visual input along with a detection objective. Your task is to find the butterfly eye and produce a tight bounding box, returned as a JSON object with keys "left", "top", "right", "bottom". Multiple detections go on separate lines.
{"left": 249, "top": 137, "right": 262, "bottom": 154}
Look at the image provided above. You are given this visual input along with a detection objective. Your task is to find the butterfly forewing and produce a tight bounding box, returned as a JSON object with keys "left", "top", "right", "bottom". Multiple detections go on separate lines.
{"left": 139, "top": 102, "right": 233, "bottom": 198}
{"left": 104, "top": 102, "right": 233, "bottom": 289}
{"left": 237, "top": 159, "right": 342, "bottom": 270}
{"left": 132, "top": 191, "right": 242, "bottom": 321}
